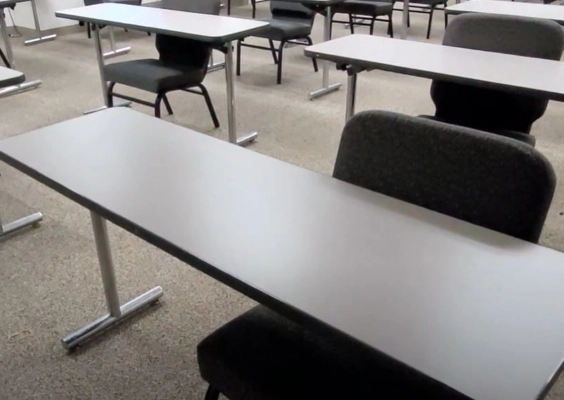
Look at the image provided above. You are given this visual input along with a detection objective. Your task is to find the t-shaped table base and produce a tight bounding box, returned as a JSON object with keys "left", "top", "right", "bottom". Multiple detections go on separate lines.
{"left": 61, "top": 212, "right": 163, "bottom": 351}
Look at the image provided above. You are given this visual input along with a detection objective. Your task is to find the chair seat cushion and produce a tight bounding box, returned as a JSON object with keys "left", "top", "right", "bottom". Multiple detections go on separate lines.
{"left": 252, "top": 17, "right": 313, "bottom": 41}
{"left": 197, "top": 305, "right": 470, "bottom": 400}
{"left": 333, "top": 0, "right": 393, "bottom": 16}
{"left": 104, "top": 59, "right": 204, "bottom": 93}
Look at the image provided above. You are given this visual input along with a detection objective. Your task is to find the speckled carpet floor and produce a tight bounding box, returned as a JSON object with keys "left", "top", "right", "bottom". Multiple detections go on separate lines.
{"left": 2, "top": 2, "right": 564, "bottom": 399}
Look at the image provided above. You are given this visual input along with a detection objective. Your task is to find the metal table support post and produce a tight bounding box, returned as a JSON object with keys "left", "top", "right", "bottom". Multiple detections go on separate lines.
{"left": 103, "top": 26, "right": 131, "bottom": 59}
{"left": 61, "top": 212, "right": 163, "bottom": 351}
{"left": 401, "top": 0, "right": 409, "bottom": 39}
{"left": 224, "top": 41, "right": 257, "bottom": 145}
{"left": 345, "top": 66, "right": 357, "bottom": 122}
{"left": 24, "top": 0, "right": 57, "bottom": 46}
{"left": 0, "top": 8, "right": 41, "bottom": 96}
{"left": 309, "top": 5, "right": 341, "bottom": 100}
{"left": 85, "top": 24, "right": 130, "bottom": 114}
{"left": 0, "top": 212, "right": 42, "bottom": 238}
{"left": 208, "top": 51, "right": 225, "bottom": 72}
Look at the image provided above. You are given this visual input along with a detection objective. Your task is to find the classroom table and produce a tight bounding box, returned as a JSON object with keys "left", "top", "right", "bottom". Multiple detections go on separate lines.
{"left": 3, "top": 108, "right": 564, "bottom": 400}
{"left": 304, "top": 34, "right": 564, "bottom": 121}
{"left": 56, "top": 3, "right": 267, "bottom": 145}
{"left": 446, "top": 0, "right": 564, "bottom": 24}
{"left": 23, "top": 0, "right": 57, "bottom": 45}
{"left": 0, "top": 0, "right": 42, "bottom": 94}
{"left": 0, "top": 65, "right": 42, "bottom": 237}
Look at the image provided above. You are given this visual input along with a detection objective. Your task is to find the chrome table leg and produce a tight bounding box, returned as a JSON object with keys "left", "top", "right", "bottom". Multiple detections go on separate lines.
{"left": 309, "top": 5, "right": 341, "bottom": 100}
{"left": 24, "top": 0, "right": 57, "bottom": 46}
{"left": 0, "top": 212, "right": 42, "bottom": 238}
{"left": 61, "top": 212, "right": 163, "bottom": 351}
{"left": 224, "top": 41, "right": 257, "bottom": 146}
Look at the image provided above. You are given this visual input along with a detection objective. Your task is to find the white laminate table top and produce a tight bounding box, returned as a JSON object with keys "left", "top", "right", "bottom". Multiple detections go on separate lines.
{"left": 446, "top": 0, "right": 564, "bottom": 23}
{"left": 55, "top": 3, "right": 268, "bottom": 42}
{"left": 305, "top": 34, "right": 564, "bottom": 101}
{"left": 3, "top": 108, "right": 564, "bottom": 400}
{"left": 0, "top": 66, "right": 24, "bottom": 88}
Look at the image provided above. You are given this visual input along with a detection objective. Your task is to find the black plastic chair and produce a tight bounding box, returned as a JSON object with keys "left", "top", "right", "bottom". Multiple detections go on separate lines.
{"left": 430, "top": 14, "right": 564, "bottom": 142}
{"left": 197, "top": 111, "right": 556, "bottom": 400}
{"left": 236, "top": 0, "right": 318, "bottom": 84}
{"left": 331, "top": 0, "right": 394, "bottom": 36}
{"left": 104, "top": 0, "right": 221, "bottom": 125}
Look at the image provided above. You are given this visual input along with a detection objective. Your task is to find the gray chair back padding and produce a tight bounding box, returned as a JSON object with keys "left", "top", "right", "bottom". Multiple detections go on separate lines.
{"left": 334, "top": 111, "right": 556, "bottom": 243}
{"left": 431, "top": 14, "right": 564, "bottom": 134}
{"left": 155, "top": 0, "right": 219, "bottom": 72}
{"left": 270, "top": 0, "right": 314, "bottom": 19}
{"left": 161, "top": 0, "right": 221, "bottom": 14}
{"left": 155, "top": 34, "right": 212, "bottom": 74}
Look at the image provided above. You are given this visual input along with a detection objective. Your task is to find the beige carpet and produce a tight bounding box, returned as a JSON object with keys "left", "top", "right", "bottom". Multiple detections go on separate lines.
{"left": 2, "top": 3, "right": 564, "bottom": 399}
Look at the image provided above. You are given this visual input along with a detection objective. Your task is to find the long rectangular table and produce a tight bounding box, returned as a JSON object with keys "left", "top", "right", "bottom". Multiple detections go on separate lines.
{"left": 304, "top": 34, "right": 564, "bottom": 121}
{"left": 55, "top": 3, "right": 267, "bottom": 145}
{"left": 446, "top": 0, "right": 564, "bottom": 24}
{"left": 3, "top": 108, "right": 564, "bottom": 400}
{"left": 0, "top": 65, "right": 42, "bottom": 236}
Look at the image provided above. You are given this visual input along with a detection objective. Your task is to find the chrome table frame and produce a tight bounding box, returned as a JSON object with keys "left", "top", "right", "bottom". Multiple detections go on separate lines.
{"left": 0, "top": 5, "right": 41, "bottom": 95}
{"left": 61, "top": 211, "right": 163, "bottom": 350}
{"left": 102, "top": 26, "right": 131, "bottom": 59}
{"left": 0, "top": 211, "right": 42, "bottom": 238}
{"left": 23, "top": 0, "right": 56, "bottom": 46}
{"left": 309, "top": 4, "right": 341, "bottom": 100}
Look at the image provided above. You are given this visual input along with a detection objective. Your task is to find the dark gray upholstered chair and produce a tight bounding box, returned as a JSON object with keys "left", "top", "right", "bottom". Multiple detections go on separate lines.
{"left": 197, "top": 111, "right": 556, "bottom": 400}
{"left": 431, "top": 14, "right": 564, "bottom": 143}
{"left": 236, "top": 0, "right": 318, "bottom": 84}
{"left": 331, "top": 0, "right": 393, "bottom": 36}
{"left": 104, "top": 0, "right": 221, "bottom": 125}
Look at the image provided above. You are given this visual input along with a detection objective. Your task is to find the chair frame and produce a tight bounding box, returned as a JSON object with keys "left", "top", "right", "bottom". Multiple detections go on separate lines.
{"left": 107, "top": 81, "right": 220, "bottom": 126}
{"left": 395, "top": 0, "right": 447, "bottom": 39}
{"left": 236, "top": 36, "right": 318, "bottom": 84}
{"left": 332, "top": 12, "right": 394, "bottom": 36}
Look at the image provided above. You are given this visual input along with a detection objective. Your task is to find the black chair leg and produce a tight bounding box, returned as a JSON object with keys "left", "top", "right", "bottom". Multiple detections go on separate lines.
{"left": 227, "top": 0, "right": 231, "bottom": 15}
{"left": 388, "top": 14, "right": 394, "bottom": 37}
{"left": 407, "top": 10, "right": 410, "bottom": 27}
{"left": 306, "top": 36, "right": 318, "bottom": 72}
{"left": 204, "top": 385, "right": 220, "bottom": 400}
{"left": 370, "top": 15, "right": 376, "bottom": 35}
{"left": 0, "top": 48, "right": 10, "bottom": 68}
{"left": 236, "top": 39, "right": 242, "bottom": 76}
{"left": 107, "top": 82, "right": 116, "bottom": 108}
{"left": 444, "top": 3, "right": 448, "bottom": 28}
{"left": 162, "top": 94, "right": 174, "bottom": 115}
{"left": 198, "top": 84, "right": 220, "bottom": 128}
{"left": 268, "top": 39, "right": 278, "bottom": 64}
{"left": 251, "top": 0, "right": 256, "bottom": 18}
{"left": 348, "top": 14, "right": 355, "bottom": 34}
{"left": 276, "top": 40, "right": 285, "bottom": 84}
{"left": 154, "top": 94, "right": 163, "bottom": 118}
{"left": 87, "top": 22, "right": 91, "bottom": 39}
{"left": 426, "top": 6, "right": 435, "bottom": 39}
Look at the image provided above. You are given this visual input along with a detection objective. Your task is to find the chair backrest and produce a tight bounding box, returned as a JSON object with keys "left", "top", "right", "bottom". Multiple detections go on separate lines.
{"left": 334, "top": 111, "right": 556, "bottom": 243}
{"left": 161, "top": 0, "right": 221, "bottom": 14}
{"left": 270, "top": 0, "right": 315, "bottom": 19}
{"left": 155, "top": 0, "right": 219, "bottom": 72}
{"left": 156, "top": 34, "right": 212, "bottom": 73}
{"left": 431, "top": 14, "right": 564, "bottom": 134}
